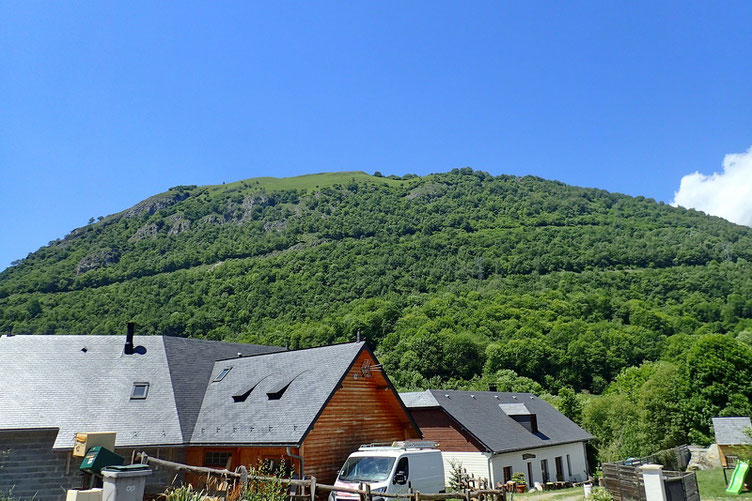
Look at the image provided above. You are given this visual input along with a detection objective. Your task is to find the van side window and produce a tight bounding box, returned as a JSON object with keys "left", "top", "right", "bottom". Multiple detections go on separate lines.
{"left": 396, "top": 457, "right": 409, "bottom": 478}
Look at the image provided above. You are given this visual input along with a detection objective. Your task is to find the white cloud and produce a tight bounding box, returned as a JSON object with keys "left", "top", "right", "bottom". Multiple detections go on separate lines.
{"left": 672, "top": 147, "right": 752, "bottom": 227}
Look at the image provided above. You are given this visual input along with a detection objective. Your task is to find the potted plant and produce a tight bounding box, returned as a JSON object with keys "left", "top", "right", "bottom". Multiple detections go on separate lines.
{"left": 512, "top": 472, "right": 527, "bottom": 493}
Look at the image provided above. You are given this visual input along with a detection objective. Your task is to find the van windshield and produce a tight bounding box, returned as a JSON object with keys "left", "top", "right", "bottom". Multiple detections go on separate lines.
{"left": 339, "top": 456, "right": 396, "bottom": 482}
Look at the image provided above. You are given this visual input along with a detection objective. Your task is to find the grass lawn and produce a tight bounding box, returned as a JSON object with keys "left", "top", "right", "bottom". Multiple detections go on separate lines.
{"left": 696, "top": 468, "right": 752, "bottom": 499}
{"left": 207, "top": 171, "right": 412, "bottom": 192}
{"left": 442, "top": 486, "right": 585, "bottom": 501}
{"left": 516, "top": 486, "right": 584, "bottom": 500}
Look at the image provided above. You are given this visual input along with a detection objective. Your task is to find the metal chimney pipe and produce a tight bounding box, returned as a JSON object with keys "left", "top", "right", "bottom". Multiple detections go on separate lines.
{"left": 125, "top": 322, "right": 135, "bottom": 355}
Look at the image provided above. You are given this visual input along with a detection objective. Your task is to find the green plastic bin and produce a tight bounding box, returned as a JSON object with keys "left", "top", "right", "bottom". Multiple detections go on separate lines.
{"left": 79, "top": 446, "right": 124, "bottom": 475}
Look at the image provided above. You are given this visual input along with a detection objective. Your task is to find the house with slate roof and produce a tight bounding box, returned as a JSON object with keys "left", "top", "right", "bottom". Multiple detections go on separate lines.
{"left": 400, "top": 390, "right": 592, "bottom": 488}
{"left": 186, "top": 341, "right": 421, "bottom": 486}
{"left": 712, "top": 417, "right": 752, "bottom": 467}
{"left": 0, "top": 333, "right": 419, "bottom": 500}
{"left": 0, "top": 333, "right": 283, "bottom": 500}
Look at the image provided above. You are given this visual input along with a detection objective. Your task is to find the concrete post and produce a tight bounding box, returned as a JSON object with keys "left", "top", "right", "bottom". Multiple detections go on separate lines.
{"left": 640, "top": 464, "right": 667, "bottom": 501}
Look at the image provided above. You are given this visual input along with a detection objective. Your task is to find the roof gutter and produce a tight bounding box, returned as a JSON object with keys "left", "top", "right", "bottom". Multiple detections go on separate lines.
{"left": 490, "top": 438, "right": 592, "bottom": 456}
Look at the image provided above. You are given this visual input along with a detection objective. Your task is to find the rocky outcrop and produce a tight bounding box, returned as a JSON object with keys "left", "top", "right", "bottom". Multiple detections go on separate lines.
{"left": 128, "top": 223, "right": 160, "bottom": 242}
{"left": 407, "top": 182, "right": 446, "bottom": 201}
{"left": 263, "top": 219, "right": 287, "bottom": 232}
{"left": 75, "top": 248, "right": 118, "bottom": 275}
{"left": 122, "top": 192, "right": 190, "bottom": 219}
{"left": 198, "top": 214, "right": 226, "bottom": 226}
{"left": 687, "top": 444, "right": 722, "bottom": 470}
{"left": 238, "top": 194, "right": 271, "bottom": 222}
{"left": 168, "top": 215, "right": 191, "bottom": 236}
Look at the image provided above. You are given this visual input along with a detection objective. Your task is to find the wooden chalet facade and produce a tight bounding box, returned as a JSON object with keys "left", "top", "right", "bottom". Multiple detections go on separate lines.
{"left": 187, "top": 342, "right": 420, "bottom": 486}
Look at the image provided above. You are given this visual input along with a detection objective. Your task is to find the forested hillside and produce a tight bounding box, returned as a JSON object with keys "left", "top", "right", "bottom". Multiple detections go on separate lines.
{"left": 3, "top": 168, "right": 752, "bottom": 462}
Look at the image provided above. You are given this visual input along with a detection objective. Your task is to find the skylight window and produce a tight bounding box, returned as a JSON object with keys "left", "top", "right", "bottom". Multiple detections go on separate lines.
{"left": 131, "top": 382, "right": 149, "bottom": 400}
{"left": 214, "top": 367, "right": 232, "bottom": 382}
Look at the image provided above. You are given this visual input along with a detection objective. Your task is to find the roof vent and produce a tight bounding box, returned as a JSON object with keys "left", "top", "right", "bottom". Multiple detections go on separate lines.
{"left": 81, "top": 347, "right": 88, "bottom": 353}
{"left": 233, "top": 388, "right": 253, "bottom": 403}
{"left": 512, "top": 395, "right": 517, "bottom": 399}
{"left": 266, "top": 371, "right": 308, "bottom": 401}
{"left": 232, "top": 374, "right": 271, "bottom": 403}
{"left": 444, "top": 394, "right": 450, "bottom": 398}
{"left": 123, "top": 322, "right": 147, "bottom": 355}
{"left": 470, "top": 394, "right": 475, "bottom": 399}
{"left": 125, "top": 322, "right": 135, "bottom": 355}
{"left": 267, "top": 383, "right": 292, "bottom": 401}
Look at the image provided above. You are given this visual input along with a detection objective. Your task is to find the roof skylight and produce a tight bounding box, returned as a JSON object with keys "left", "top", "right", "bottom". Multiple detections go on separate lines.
{"left": 214, "top": 367, "right": 232, "bottom": 382}
{"left": 131, "top": 382, "right": 149, "bottom": 400}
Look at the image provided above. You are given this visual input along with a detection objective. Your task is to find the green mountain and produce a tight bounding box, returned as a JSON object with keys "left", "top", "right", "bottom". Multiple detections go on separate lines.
{"left": 4, "top": 168, "right": 752, "bottom": 459}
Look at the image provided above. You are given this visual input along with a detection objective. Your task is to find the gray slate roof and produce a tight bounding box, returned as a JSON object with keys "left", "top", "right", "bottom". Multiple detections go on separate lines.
{"left": 191, "top": 342, "right": 366, "bottom": 446}
{"left": 0, "top": 335, "right": 282, "bottom": 449}
{"left": 400, "top": 390, "right": 593, "bottom": 454}
{"left": 713, "top": 417, "right": 752, "bottom": 445}
{"left": 162, "top": 336, "right": 284, "bottom": 441}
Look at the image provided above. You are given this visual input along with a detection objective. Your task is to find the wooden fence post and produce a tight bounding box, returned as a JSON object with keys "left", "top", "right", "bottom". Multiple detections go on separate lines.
{"left": 365, "top": 483, "right": 372, "bottom": 501}
{"left": 237, "top": 465, "right": 248, "bottom": 487}
{"left": 310, "top": 476, "right": 317, "bottom": 501}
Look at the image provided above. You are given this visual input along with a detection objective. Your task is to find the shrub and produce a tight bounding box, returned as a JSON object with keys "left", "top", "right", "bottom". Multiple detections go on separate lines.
{"left": 160, "top": 485, "right": 208, "bottom": 501}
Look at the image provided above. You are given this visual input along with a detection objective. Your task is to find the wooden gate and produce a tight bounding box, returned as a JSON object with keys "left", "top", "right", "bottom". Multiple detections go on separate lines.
{"left": 602, "top": 463, "right": 646, "bottom": 501}
{"left": 664, "top": 471, "right": 699, "bottom": 501}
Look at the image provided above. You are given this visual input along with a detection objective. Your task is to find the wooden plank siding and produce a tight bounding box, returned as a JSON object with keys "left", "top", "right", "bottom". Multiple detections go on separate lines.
{"left": 185, "top": 446, "right": 301, "bottom": 486}
{"left": 410, "top": 408, "right": 486, "bottom": 453}
{"left": 718, "top": 445, "right": 752, "bottom": 467}
{"left": 184, "top": 348, "right": 419, "bottom": 488}
{"left": 301, "top": 349, "right": 420, "bottom": 485}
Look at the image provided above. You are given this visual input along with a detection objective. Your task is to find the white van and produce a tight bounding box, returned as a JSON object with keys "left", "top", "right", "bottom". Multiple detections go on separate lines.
{"left": 329, "top": 441, "right": 445, "bottom": 501}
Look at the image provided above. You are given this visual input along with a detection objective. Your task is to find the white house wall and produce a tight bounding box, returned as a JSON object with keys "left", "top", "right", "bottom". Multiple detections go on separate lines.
{"left": 440, "top": 451, "right": 493, "bottom": 487}
{"left": 489, "top": 441, "right": 588, "bottom": 487}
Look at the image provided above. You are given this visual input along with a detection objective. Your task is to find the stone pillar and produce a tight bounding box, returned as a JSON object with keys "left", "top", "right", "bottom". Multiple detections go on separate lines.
{"left": 640, "top": 464, "right": 667, "bottom": 501}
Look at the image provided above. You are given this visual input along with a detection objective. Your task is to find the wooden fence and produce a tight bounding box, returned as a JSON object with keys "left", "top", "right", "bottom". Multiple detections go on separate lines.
{"left": 602, "top": 445, "right": 698, "bottom": 501}
{"left": 137, "top": 452, "right": 507, "bottom": 501}
{"left": 602, "top": 463, "right": 646, "bottom": 501}
{"left": 663, "top": 471, "right": 699, "bottom": 501}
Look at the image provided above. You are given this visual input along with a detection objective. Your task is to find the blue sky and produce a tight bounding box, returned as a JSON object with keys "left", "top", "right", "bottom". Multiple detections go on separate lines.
{"left": 2, "top": 1, "right": 752, "bottom": 270}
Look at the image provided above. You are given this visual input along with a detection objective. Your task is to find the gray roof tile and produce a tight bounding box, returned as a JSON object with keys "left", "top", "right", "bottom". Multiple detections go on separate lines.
{"left": 713, "top": 417, "right": 752, "bottom": 445}
{"left": 162, "top": 336, "right": 284, "bottom": 442}
{"left": 0, "top": 334, "right": 283, "bottom": 449}
{"left": 400, "top": 390, "right": 593, "bottom": 454}
{"left": 191, "top": 342, "right": 366, "bottom": 446}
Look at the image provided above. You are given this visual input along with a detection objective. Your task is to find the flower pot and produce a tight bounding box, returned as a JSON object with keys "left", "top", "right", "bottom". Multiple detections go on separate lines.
{"left": 516, "top": 484, "right": 527, "bottom": 493}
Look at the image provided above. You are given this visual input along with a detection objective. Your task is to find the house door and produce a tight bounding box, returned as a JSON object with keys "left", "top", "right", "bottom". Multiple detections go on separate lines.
{"left": 503, "top": 466, "right": 512, "bottom": 483}
{"left": 555, "top": 456, "right": 564, "bottom": 481}
{"left": 527, "top": 462, "right": 534, "bottom": 486}
{"left": 541, "top": 459, "right": 549, "bottom": 483}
